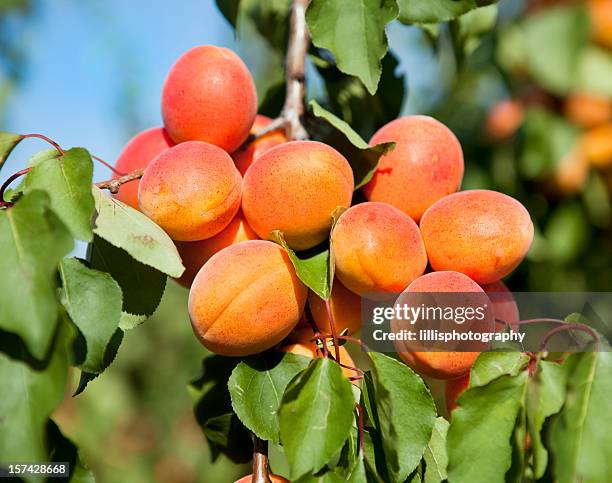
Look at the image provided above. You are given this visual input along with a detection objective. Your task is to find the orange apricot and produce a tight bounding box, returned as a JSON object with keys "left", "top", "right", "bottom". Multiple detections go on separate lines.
{"left": 564, "top": 92, "right": 612, "bottom": 128}
{"left": 233, "top": 115, "right": 287, "bottom": 176}
{"left": 393, "top": 271, "right": 491, "bottom": 380}
{"left": 363, "top": 116, "right": 464, "bottom": 221}
{"left": 161, "top": 45, "right": 257, "bottom": 151}
{"left": 554, "top": 147, "right": 589, "bottom": 195}
{"left": 445, "top": 373, "right": 470, "bottom": 413}
{"left": 580, "top": 122, "right": 612, "bottom": 167}
{"left": 112, "top": 127, "right": 173, "bottom": 209}
{"left": 485, "top": 99, "right": 525, "bottom": 141}
{"left": 482, "top": 280, "right": 520, "bottom": 331}
{"left": 138, "top": 141, "right": 241, "bottom": 241}
{"left": 308, "top": 279, "right": 362, "bottom": 335}
{"left": 331, "top": 202, "right": 427, "bottom": 298}
{"left": 235, "top": 475, "right": 288, "bottom": 483}
{"left": 588, "top": 0, "right": 612, "bottom": 49}
{"left": 419, "top": 190, "right": 534, "bottom": 284}
{"left": 175, "top": 210, "right": 258, "bottom": 288}
{"left": 242, "top": 141, "right": 354, "bottom": 250}
{"left": 189, "top": 240, "right": 308, "bottom": 356}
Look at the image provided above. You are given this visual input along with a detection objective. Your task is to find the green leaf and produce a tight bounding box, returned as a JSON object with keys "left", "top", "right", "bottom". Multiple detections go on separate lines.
{"left": 24, "top": 147, "right": 95, "bottom": 242}
{"left": 367, "top": 352, "right": 436, "bottom": 482}
{"left": 424, "top": 417, "right": 449, "bottom": 483}
{"left": 228, "top": 352, "right": 311, "bottom": 443}
{"left": 215, "top": 0, "right": 240, "bottom": 27}
{"left": 306, "top": 0, "right": 398, "bottom": 94}
{"left": 59, "top": 258, "right": 122, "bottom": 374}
{"left": 469, "top": 352, "right": 530, "bottom": 388}
{"left": 310, "top": 100, "right": 395, "bottom": 189}
{"left": 189, "top": 355, "right": 252, "bottom": 463}
{"left": 279, "top": 358, "right": 355, "bottom": 479}
{"left": 0, "top": 131, "right": 22, "bottom": 170}
{"left": 88, "top": 235, "right": 166, "bottom": 330}
{"left": 448, "top": 372, "right": 528, "bottom": 483}
{"left": 270, "top": 230, "right": 331, "bottom": 299}
{"left": 527, "top": 360, "right": 566, "bottom": 479}
{"left": 0, "top": 321, "right": 71, "bottom": 465}
{"left": 548, "top": 351, "right": 612, "bottom": 483}
{"left": 92, "top": 187, "right": 184, "bottom": 277}
{"left": 578, "top": 46, "right": 612, "bottom": 97}
{"left": 397, "top": 0, "right": 497, "bottom": 24}
{"left": 0, "top": 191, "right": 73, "bottom": 359}
{"left": 46, "top": 419, "right": 95, "bottom": 483}
{"left": 451, "top": 4, "right": 498, "bottom": 60}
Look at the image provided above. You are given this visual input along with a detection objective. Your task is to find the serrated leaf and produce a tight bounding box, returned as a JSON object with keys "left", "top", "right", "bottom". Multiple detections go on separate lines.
{"left": 0, "top": 191, "right": 73, "bottom": 359}
{"left": 306, "top": 0, "right": 398, "bottom": 94}
{"left": 24, "top": 147, "right": 95, "bottom": 242}
{"left": 59, "top": 258, "right": 122, "bottom": 374}
{"left": 527, "top": 360, "right": 566, "bottom": 479}
{"left": 88, "top": 235, "right": 166, "bottom": 330}
{"left": 279, "top": 358, "right": 355, "bottom": 479}
{"left": 0, "top": 131, "right": 22, "bottom": 170}
{"left": 92, "top": 187, "right": 184, "bottom": 277}
{"left": 398, "top": 0, "right": 498, "bottom": 24}
{"left": 548, "top": 351, "right": 612, "bottom": 483}
{"left": 0, "top": 321, "right": 71, "bottom": 466}
{"left": 448, "top": 372, "right": 528, "bottom": 483}
{"left": 228, "top": 352, "right": 310, "bottom": 443}
{"left": 310, "top": 101, "right": 395, "bottom": 189}
{"left": 469, "top": 352, "right": 530, "bottom": 388}
{"left": 46, "top": 419, "right": 95, "bottom": 483}
{"left": 270, "top": 230, "right": 331, "bottom": 299}
{"left": 424, "top": 417, "right": 449, "bottom": 483}
{"left": 215, "top": 0, "right": 240, "bottom": 27}
{"left": 367, "top": 352, "right": 436, "bottom": 482}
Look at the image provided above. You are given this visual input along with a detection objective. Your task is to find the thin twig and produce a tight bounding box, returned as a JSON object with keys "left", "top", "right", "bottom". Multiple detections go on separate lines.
{"left": 252, "top": 436, "right": 271, "bottom": 483}
{"left": 95, "top": 168, "right": 144, "bottom": 194}
{"left": 325, "top": 298, "right": 342, "bottom": 363}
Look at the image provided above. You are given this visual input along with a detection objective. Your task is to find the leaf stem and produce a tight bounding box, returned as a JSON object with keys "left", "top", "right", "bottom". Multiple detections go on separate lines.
{"left": 95, "top": 168, "right": 144, "bottom": 194}
{"left": 0, "top": 167, "right": 31, "bottom": 208}
{"left": 21, "top": 133, "right": 65, "bottom": 155}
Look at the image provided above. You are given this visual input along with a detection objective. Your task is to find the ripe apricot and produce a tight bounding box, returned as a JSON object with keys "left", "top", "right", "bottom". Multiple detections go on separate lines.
{"left": 482, "top": 280, "right": 520, "bottom": 331}
{"left": 189, "top": 240, "right": 308, "bottom": 356}
{"left": 580, "top": 122, "right": 612, "bottom": 167}
{"left": 175, "top": 210, "right": 258, "bottom": 288}
{"left": 554, "top": 147, "right": 588, "bottom": 195}
{"left": 235, "top": 475, "right": 288, "bottom": 483}
{"left": 420, "top": 190, "right": 534, "bottom": 284}
{"left": 588, "top": 0, "right": 612, "bottom": 49}
{"left": 331, "top": 202, "right": 427, "bottom": 297}
{"left": 162, "top": 45, "right": 257, "bottom": 151}
{"left": 308, "top": 280, "right": 362, "bottom": 335}
{"left": 112, "top": 127, "right": 173, "bottom": 209}
{"left": 138, "top": 141, "right": 241, "bottom": 241}
{"left": 233, "top": 115, "right": 286, "bottom": 176}
{"left": 564, "top": 92, "right": 612, "bottom": 128}
{"left": 485, "top": 99, "right": 524, "bottom": 141}
{"left": 242, "top": 141, "right": 354, "bottom": 250}
{"left": 445, "top": 373, "right": 470, "bottom": 413}
{"left": 363, "top": 116, "right": 464, "bottom": 221}
{"left": 393, "top": 271, "right": 491, "bottom": 380}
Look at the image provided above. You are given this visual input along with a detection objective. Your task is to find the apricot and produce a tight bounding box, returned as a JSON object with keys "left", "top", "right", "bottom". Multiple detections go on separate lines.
{"left": 482, "top": 280, "right": 520, "bottom": 331}
{"left": 175, "top": 210, "right": 258, "bottom": 288}
{"left": 580, "top": 122, "right": 612, "bottom": 167}
{"left": 242, "top": 141, "right": 354, "bottom": 250}
{"left": 308, "top": 279, "right": 362, "bottom": 335}
{"left": 445, "top": 373, "right": 470, "bottom": 414}
{"left": 138, "top": 141, "right": 241, "bottom": 241}
{"left": 363, "top": 116, "right": 464, "bottom": 221}
{"left": 235, "top": 475, "right": 288, "bottom": 483}
{"left": 484, "top": 99, "right": 524, "bottom": 141}
{"left": 281, "top": 329, "right": 358, "bottom": 378}
{"left": 189, "top": 240, "right": 308, "bottom": 356}
{"left": 589, "top": 0, "right": 612, "bottom": 49}
{"left": 393, "top": 271, "right": 491, "bottom": 380}
{"left": 233, "top": 115, "right": 287, "bottom": 176}
{"left": 554, "top": 147, "right": 589, "bottom": 195}
{"left": 112, "top": 127, "right": 173, "bottom": 209}
{"left": 564, "top": 92, "right": 612, "bottom": 128}
{"left": 420, "top": 190, "right": 534, "bottom": 284}
{"left": 331, "top": 202, "right": 427, "bottom": 297}
{"left": 161, "top": 45, "right": 257, "bottom": 151}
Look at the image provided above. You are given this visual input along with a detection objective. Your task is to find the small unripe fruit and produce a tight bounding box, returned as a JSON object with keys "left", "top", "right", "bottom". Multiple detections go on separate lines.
{"left": 363, "top": 116, "right": 464, "bottom": 221}
{"left": 112, "top": 127, "right": 173, "bottom": 209}
{"left": 420, "top": 190, "right": 534, "bottom": 284}
{"left": 331, "top": 202, "right": 427, "bottom": 298}
{"left": 393, "top": 271, "right": 491, "bottom": 380}
{"left": 308, "top": 280, "right": 362, "bottom": 335}
{"left": 175, "top": 210, "right": 258, "bottom": 288}
{"left": 189, "top": 240, "right": 308, "bottom": 356}
{"left": 233, "top": 115, "right": 287, "bottom": 176}
{"left": 242, "top": 141, "right": 354, "bottom": 250}
{"left": 445, "top": 373, "right": 470, "bottom": 414}
{"left": 485, "top": 99, "right": 524, "bottom": 141}
{"left": 162, "top": 45, "right": 257, "bottom": 151}
{"left": 235, "top": 475, "right": 288, "bottom": 483}
{"left": 138, "top": 141, "right": 242, "bottom": 241}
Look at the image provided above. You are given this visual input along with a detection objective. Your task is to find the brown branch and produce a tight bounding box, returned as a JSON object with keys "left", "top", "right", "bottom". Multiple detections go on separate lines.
{"left": 252, "top": 436, "right": 271, "bottom": 483}
{"left": 95, "top": 168, "right": 144, "bottom": 194}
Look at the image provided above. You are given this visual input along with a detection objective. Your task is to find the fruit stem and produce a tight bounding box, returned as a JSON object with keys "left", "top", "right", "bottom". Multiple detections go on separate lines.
{"left": 252, "top": 436, "right": 272, "bottom": 483}
{"left": 95, "top": 168, "right": 144, "bottom": 194}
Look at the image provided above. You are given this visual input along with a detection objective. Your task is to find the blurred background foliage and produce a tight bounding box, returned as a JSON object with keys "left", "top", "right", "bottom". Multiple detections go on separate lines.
{"left": 1, "top": 0, "right": 611, "bottom": 481}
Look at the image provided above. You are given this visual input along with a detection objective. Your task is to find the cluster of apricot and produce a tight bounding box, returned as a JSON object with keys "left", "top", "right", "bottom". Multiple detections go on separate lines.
{"left": 112, "top": 45, "right": 533, "bottom": 415}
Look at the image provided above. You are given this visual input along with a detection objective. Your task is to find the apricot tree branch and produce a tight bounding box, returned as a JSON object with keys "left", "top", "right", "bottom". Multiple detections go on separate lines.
{"left": 252, "top": 436, "right": 272, "bottom": 483}
{"left": 95, "top": 168, "right": 144, "bottom": 194}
